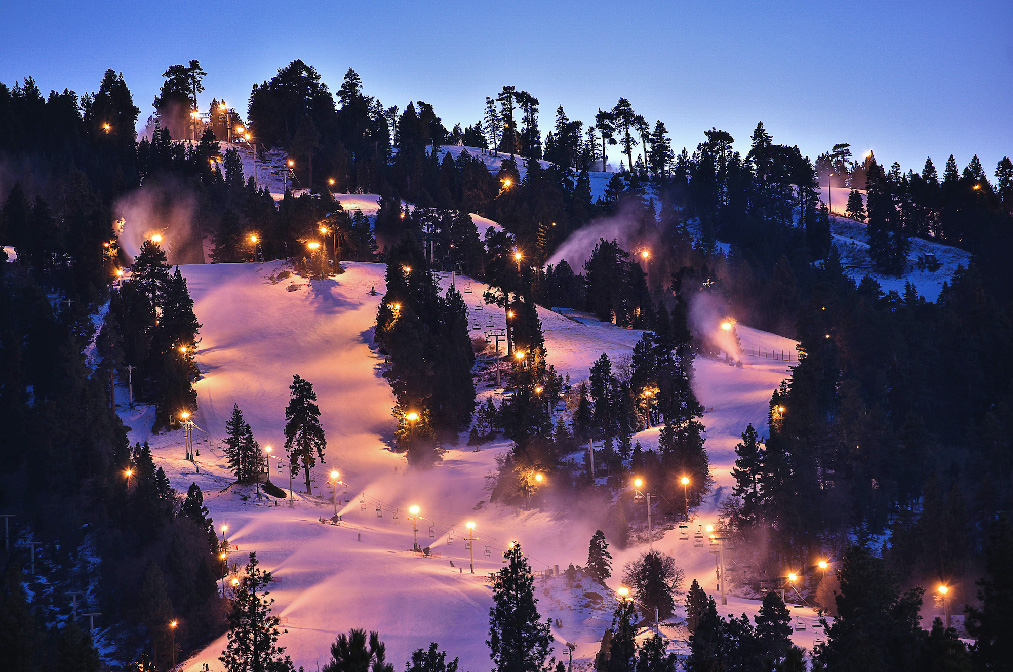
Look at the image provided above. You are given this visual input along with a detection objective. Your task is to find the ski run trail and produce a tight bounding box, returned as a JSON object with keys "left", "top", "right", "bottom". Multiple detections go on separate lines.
{"left": 118, "top": 259, "right": 835, "bottom": 672}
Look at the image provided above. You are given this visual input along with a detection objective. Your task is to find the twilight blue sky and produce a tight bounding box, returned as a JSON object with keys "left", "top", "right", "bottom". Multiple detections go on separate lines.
{"left": 2, "top": 1, "right": 1011, "bottom": 175}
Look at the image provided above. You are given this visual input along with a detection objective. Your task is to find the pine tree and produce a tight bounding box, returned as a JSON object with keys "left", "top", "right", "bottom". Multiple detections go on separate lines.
{"left": 0, "top": 566, "right": 42, "bottom": 672}
{"left": 138, "top": 562, "right": 173, "bottom": 668}
{"left": 730, "top": 424, "right": 762, "bottom": 527}
{"left": 685, "top": 579, "right": 709, "bottom": 635}
{"left": 917, "top": 619, "right": 971, "bottom": 672}
{"left": 754, "top": 591, "right": 792, "bottom": 660}
{"left": 621, "top": 551, "right": 683, "bottom": 620}
{"left": 284, "top": 375, "right": 326, "bottom": 494}
{"left": 685, "top": 596, "right": 722, "bottom": 672}
{"left": 406, "top": 643, "right": 459, "bottom": 672}
{"left": 817, "top": 545, "right": 924, "bottom": 672}
{"left": 610, "top": 99, "right": 638, "bottom": 173}
{"left": 965, "top": 516, "right": 1013, "bottom": 671}
{"left": 586, "top": 530, "right": 612, "bottom": 584}
{"left": 323, "top": 629, "right": 395, "bottom": 672}
{"left": 179, "top": 482, "right": 218, "bottom": 553}
{"left": 55, "top": 622, "right": 101, "bottom": 672}
{"left": 846, "top": 189, "right": 866, "bottom": 222}
{"left": 636, "top": 634, "right": 676, "bottom": 672}
{"left": 132, "top": 239, "right": 171, "bottom": 307}
{"left": 488, "top": 542, "right": 554, "bottom": 672}
{"left": 224, "top": 404, "right": 262, "bottom": 483}
{"left": 149, "top": 266, "right": 201, "bottom": 432}
{"left": 220, "top": 552, "right": 295, "bottom": 672}
{"left": 607, "top": 598, "right": 637, "bottom": 672}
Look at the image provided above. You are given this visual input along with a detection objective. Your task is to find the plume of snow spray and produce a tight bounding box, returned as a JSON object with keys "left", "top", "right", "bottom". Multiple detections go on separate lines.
{"left": 546, "top": 200, "right": 658, "bottom": 271}
{"left": 114, "top": 181, "right": 202, "bottom": 264}
{"left": 689, "top": 292, "right": 741, "bottom": 362}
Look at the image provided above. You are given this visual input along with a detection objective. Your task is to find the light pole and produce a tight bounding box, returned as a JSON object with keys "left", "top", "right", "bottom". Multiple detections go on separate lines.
{"left": 125, "top": 468, "right": 133, "bottom": 490}
{"left": 633, "top": 477, "right": 652, "bottom": 550}
{"left": 680, "top": 476, "right": 690, "bottom": 521}
{"left": 219, "top": 524, "right": 230, "bottom": 597}
{"left": 180, "top": 411, "right": 193, "bottom": 461}
{"left": 264, "top": 446, "right": 273, "bottom": 484}
{"left": 784, "top": 572, "right": 799, "bottom": 603}
{"left": 250, "top": 234, "right": 260, "bottom": 262}
{"left": 938, "top": 584, "right": 950, "bottom": 628}
{"left": 329, "top": 470, "right": 341, "bottom": 519}
{"left": 220, "top": 103, "right": 229, "bottom": 143}
{"left": 169, "top": 620, "right": 178, "bottom": 669}
{"left": 707, "top": 525, "right": 728, "bottom": 605}
{"left": 320, "top": 224, "right": 337, "bottom": 263}
{"left": 514, "top": 250, "right": 523, "bottom": 274}
{"left": 286, "top": 448, "right": 295, "bottom": 507}
{"left": 466, "top": 522, "right": 476, "bottom": 573}
{"left": 409, "top": 505, "right": 421, "bottom": 552}
{"left": 827, "top": 172, "right": 834, "bottom": 217}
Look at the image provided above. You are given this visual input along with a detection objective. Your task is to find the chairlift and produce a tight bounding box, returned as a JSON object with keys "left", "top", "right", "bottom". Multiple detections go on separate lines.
{"left": 485, "top": 545, "right": 492, "bottom": 557}
{"left": 376, "top": 505, "right": 382, "bottom": 518}
{"left": 795, "top": 618, "right": 807, "bottom": 632}
{"left": 392, "top": 508, "right": 399, "bottom": 522}
{"left": 447, "top": 529, "right": 454, "bottom": 544}
{"left": 475, "top": 303, "right": 484, "bottom": 311}
{"left": 465, "top": 539, "right": 471, "bottom": 550}
{"left": 678, "top": 524, "right": 689, "bottom": 541}
{"left": 361, "top": 496, "right": 367, "bottom": 511}
{"left": 464, "top": 283, "right": 473, "bottom": 293}
{"left": 428, "top": 524, "right": 435, "bottom": 538}
{"left": 693, "top": 534, "right": 704, "bottom": 548}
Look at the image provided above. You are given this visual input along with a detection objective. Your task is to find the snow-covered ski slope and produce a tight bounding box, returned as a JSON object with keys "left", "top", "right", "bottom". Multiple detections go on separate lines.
{"left": 120, "top": 260, "right": 830, "bottom": 672}
{"left": 436, "top": 145, "right": 615, "bottom": 201}
{"left": 327, "top": 193, "right": 504, "bottom": 240}
{"left": 815, "top": 186, "right": 971, "bottom": 300}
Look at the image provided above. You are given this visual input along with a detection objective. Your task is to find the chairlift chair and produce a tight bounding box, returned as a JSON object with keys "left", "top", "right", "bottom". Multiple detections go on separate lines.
{"left": 376, "top": 505, "right": 382, "bottom": 518}
{"left": 464, "top": 282, "right": 473, "bottom": 293}
{"left": 429, "top": 524, "right": 435, "bottom": 538}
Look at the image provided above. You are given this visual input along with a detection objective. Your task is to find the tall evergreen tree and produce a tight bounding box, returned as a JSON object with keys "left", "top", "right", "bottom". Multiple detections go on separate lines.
{"left": 284, "top": 374, "right": 327, "bottom": 494}
{"left": 488, "top": 542, "right": 554, "bottom": 672}
{"left": 586, "top": 530, "right": 613, "bottom": 584}
{"left": 220, "top": 553, "right": 295, "bottom": 672}
{"left": 224, "top": 404, "right": 263, "bottom": 483}
{"left": 965, "top": 516, "right": 1013, "bottom": 671}
{"left": 816, "top": 545, "right": 924, "bottom": 671}
{"left": 753, "top": 591, "right": 792, "bottom": 661}
{"left": 607, "top": 597, "right": 638, "bottom": 672}
{"left": 684, "top": 579, "right": 709, "bottom": 635}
